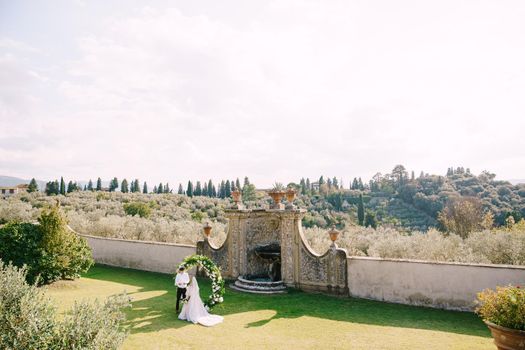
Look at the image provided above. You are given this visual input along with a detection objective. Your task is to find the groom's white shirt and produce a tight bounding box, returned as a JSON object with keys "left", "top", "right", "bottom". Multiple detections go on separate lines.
{"left": 175, "top": 272, "right": 190, "bottom": 288}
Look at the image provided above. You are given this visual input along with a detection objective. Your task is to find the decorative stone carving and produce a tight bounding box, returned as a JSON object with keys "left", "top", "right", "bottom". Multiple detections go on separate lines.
{"left": 196, "top": 207, "right": 349, "bottom": 295}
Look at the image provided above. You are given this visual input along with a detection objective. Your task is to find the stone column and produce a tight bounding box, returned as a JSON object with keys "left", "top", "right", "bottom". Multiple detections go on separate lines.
{"left": 280, "top": 210, "right": 306, "bottom": 287}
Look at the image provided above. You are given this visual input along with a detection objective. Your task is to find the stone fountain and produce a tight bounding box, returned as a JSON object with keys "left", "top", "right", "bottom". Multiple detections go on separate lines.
{"left": 197, "top": 189, "right": 348, "bottom": 295}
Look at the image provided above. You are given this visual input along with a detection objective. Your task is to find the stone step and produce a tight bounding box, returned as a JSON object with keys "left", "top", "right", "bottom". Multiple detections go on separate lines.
{"left": 229, "top": 276, "right": 287, "bottom": 294}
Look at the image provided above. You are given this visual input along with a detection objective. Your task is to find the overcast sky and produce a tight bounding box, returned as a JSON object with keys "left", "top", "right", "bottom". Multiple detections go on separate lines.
{"left": 1, "top": 0, "right": 524, "bottom": 187}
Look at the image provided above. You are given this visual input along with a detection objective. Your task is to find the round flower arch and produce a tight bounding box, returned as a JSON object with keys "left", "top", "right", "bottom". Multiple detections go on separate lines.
{"left": 177, "top": 254, "right": 225, "bottom": 309}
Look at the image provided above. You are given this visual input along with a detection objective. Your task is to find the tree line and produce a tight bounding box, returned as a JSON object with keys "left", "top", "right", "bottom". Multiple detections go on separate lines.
{"left": 41, "top": 176, "right": 257, "bottom": 201}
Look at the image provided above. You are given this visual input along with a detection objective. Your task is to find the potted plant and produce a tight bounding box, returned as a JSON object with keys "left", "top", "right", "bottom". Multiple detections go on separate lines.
{"left": 476, "top": 285, "right": 525, "bottom": 350}
{"left": 268, "top": 183, "right": 286, "bottom": 208}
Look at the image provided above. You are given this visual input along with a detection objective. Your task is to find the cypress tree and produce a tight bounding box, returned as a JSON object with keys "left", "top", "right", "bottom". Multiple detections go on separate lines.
{"left": 178, "top": 183, "right": 184, "bottom": 195}
{"left": 236, "top": 178, "right": 242, "bottom": 191}
{"left": 134, "top": 179, "right": 140, "bottom": 193}
{"left": 67, "top": 181, "right": 74, "bottom": 193}
{"left": 212, "top": 185, "right": 217, "bottom": 197}
{"left": 121, "top": 179, "right": 129, "bottom": 193}
{"left": 219, "top": 180, "right": 225, "bottom": 198}
{"left": 203, "top": 182, "right": 208, "bottom": 197}
{"left": 45, "top": 181, "right": 58, "bottom": 195}
{"left": 54, "top": 180, "right": 59, "bottom": 195}
{"left": 165, "top": 183, "right": 170, "bottom": 193}
{"left": 153, "top": 185, "right": 158, "bottom": 194}
{"left": 27, "top": 178, "right": 38, "bottom": 193}
{"left": 207, "top": 180, "right": 213, "bottom": 197}
{"left": 96, "top": 177, "right": 102, "bottom": 191}
{"left": 306, "top": 178, "right": 311, "bottom": 191}
{"left": 87, "top": 179, "right": 93, "bottom": 191}
{"left": 357, "top": 193, "right": 365, "bottom": 226}
{"left": 157, "top": 183, "right": 163, "bottom": 194}
{"left": 225, "top": 180, "right": 231, "bottom": 198}
{"left": 187, "top": 181, "right": 194, "bottom": 197}
{"left": 143, "top": 182, "right": 148, "bottom": 194}
{"left": 300, "top": 178, "right": 306, "bottom": 194}
{"left": 358, "top": 177, "right": 364, "bottom": 190}
{"left": 109, "top": 177, "right": 119, "bottom": 192}
{"left": 195, "top": 181, "right": 202, "bottom": 196}
{"left": 60, "top": 177, "right": 66, "bottom": 195}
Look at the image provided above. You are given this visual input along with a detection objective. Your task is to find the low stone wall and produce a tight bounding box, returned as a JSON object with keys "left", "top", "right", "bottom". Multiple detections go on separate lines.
{"left": 80, "top": 234, "right": 196, "bottom": 274}
{"left": 347, "top": 257, "right": 525, "bottom": 311}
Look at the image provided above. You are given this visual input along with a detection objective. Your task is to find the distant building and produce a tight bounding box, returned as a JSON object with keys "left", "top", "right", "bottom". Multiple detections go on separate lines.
{"left": 0, "top": 184, "right": 29, "bottom": 198}
{"left": 310, "top": 181, "right": 320, "bottom": 191}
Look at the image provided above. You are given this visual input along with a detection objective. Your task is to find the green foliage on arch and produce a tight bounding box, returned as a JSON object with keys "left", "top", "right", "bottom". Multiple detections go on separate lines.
{"left": 177, "top": 255, "right": 225, "bottom": 309}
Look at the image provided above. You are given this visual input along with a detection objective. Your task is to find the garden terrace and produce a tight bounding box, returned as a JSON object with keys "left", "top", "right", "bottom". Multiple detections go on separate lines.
{"left": 44, "top": 265, "right": 493, "bottom": 349}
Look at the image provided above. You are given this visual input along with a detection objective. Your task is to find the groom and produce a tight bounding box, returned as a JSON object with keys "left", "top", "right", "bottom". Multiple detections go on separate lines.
{"left": 175, "top": 266, "right": 190, "bottom": 312}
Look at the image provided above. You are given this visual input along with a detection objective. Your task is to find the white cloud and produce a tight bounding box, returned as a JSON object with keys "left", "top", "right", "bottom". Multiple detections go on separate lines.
{"left": 1, "top": 1, "right": 525, "bottom": 185}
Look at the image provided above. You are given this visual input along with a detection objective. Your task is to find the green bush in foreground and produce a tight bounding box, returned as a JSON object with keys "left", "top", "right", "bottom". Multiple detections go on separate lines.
{"left": 0, "top": 205, "right": 94, "bottom": 285}
{"left": 0, "top": 262, "right": 130, "bottom": 350}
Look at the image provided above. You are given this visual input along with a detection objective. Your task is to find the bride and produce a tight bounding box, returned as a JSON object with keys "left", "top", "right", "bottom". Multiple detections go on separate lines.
{"left": 178, "top": 277, "right": 224, "bottom": 327}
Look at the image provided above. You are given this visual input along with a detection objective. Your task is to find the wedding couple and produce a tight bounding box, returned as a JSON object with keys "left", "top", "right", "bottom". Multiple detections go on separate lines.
{"left": 175, "top": 266, "right": 223, "bottom": 327}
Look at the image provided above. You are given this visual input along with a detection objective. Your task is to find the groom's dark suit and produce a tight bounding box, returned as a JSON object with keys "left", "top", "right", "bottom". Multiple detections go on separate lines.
{"left": 176, "top": 287, "right": 187, "bottom": 312}
{"left": 175, "top": 271, "right": 190, "bottom": 312}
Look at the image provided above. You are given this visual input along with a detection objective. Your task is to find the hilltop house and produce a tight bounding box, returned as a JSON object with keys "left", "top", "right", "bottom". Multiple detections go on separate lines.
{"left": 0, "top": 184, "right": 29, "bottom": 198}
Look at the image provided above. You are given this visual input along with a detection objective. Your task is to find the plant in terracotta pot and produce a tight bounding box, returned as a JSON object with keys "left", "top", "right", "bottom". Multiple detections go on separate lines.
{"left": 268, "top": 183, "right": 286, "bottom": 209}
{"left": 476, "top": 285, "right": 525, "bottom": 350}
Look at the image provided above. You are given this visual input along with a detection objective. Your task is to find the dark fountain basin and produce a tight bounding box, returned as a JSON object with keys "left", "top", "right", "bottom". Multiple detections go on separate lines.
{"left": 230, "top": 242, "right": 287, "bottom": 294}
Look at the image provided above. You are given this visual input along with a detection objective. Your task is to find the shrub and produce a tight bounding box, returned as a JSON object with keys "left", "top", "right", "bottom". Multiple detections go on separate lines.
{"left": 0, "top": 205, "right": 94, "bottom": 285}
{"left": 0, "top": 262, "right": 56, "bottom": 349}
{"left": 0, "top": 262, "right": 130, "bottom": 350}
{"left": 123, "top": 202, "right": 151, "bottom": 218}
{"left": 0, "top": 222, "right": 45, "bottom": 284}
{"left": 56, "top": 294, "right": 130, "bottom": 349}
{"left": 476, "top": 285, "right": 525, "bottom": 330}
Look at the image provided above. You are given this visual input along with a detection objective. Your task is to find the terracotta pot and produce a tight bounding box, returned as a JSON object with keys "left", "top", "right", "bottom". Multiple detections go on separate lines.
{"left": 269, "top": 191, "right": 285, "bottom": 205}
{"left": 485, "top": 321, "right": 525, "bottom": 350}
{"left": 285, "top": 189, "right": 296, "bottom": 203}
{"left": 328, "top": 226, "right": 340, "bottom": 242}
{"left": 203, "top": 222, "right": 212, "bottom": 238}
{"left": 231, "top": 190, "right": 241, "bottom": 204}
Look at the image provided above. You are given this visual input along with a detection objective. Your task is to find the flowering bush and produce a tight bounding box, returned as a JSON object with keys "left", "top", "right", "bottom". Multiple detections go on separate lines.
{"left": 177, "top": 254, "right": 225, "bottom": 309}
{"left": 0, "top": 261, "right": 131, "bottom": 350}
{"left": 476, "top": 285, "right": 525, "bottom": 330}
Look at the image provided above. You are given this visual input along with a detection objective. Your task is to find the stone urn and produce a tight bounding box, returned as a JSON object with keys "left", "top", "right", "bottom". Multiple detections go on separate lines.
{"left": 286, "top": 188, "right": 296, "bottom": 202}
{"left": 231, "top": 189, "right": 241, "bottom": 204}
{"left": 485, "top": 321, "right": 525, "bottom": 350}
{"left": 203, "top": 222, "right": 212, "bottom": 239}
{"left": 328, "top": 226, "right": 340, "bottom": 244}
{"left": 268, "top": 190, "right": 285, "bottom": 209}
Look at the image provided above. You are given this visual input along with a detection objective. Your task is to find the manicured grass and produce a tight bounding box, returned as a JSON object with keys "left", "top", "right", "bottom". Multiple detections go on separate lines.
{"left": 44, "top": 265, "right": 493, "bottom": 350}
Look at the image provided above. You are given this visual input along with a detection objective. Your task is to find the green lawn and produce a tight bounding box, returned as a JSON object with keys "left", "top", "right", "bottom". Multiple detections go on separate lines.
{"left": 44, "top": 265, "right": 493, "bottom": 350}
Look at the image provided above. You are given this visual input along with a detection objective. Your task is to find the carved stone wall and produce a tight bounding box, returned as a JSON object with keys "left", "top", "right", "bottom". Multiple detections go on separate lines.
{"left": 196, "top": 208, "right": 349, "bottom": 295}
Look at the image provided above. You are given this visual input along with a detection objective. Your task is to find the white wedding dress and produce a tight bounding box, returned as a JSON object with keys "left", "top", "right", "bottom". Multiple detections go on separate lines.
{"left": 178, "top": 277, "right": 224, "bottom": 327}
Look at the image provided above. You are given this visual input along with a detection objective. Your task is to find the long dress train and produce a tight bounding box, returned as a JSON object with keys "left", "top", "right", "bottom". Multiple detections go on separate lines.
{"left": 178, "top": 277, "right": 224, "bottom": 327}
